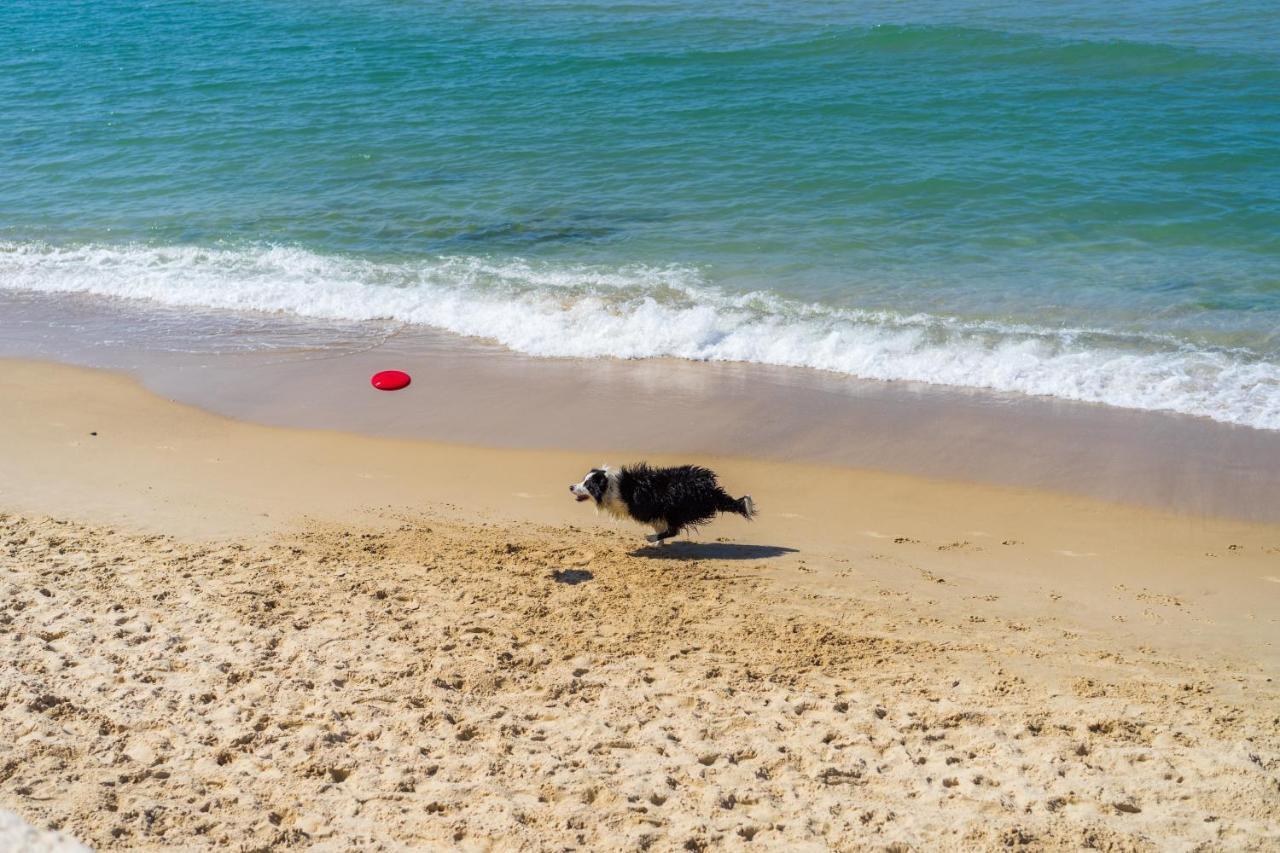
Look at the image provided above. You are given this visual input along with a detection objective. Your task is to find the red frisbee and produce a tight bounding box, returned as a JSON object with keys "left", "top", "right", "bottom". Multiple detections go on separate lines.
{"left": 371, "top": 370, "right": 411, "bottom": 391}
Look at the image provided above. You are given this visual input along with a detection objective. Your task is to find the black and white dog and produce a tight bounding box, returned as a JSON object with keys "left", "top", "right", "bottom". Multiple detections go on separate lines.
{"left": 570, "top": 463, "right": 755, "bottom": 543}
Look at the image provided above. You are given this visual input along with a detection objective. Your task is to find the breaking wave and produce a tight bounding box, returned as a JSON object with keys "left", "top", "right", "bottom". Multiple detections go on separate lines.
{"left": 2, "top": 241, "right": 1277, "bottom": 430}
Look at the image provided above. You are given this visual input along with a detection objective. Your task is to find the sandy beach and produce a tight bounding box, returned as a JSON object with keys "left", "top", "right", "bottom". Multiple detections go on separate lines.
{"left": 7, "top": 0, "right": 1280, "bottom": 847}
{"left": 1, "top": 359, "right": 1277, "bottom": 851}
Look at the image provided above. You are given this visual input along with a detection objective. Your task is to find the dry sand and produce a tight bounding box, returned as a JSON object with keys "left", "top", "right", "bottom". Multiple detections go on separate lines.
{"left": 1, "top": 360, "right": 1278, "bottom": 851}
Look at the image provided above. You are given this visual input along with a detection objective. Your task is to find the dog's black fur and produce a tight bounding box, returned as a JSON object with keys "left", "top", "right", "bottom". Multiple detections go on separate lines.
{"left": 571, "top": 463, "right": 755, "bottom": 543}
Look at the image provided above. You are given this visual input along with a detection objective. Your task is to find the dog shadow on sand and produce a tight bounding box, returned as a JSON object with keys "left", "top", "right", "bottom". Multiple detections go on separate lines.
{"left": 629, "top": 542, "right": 798, "bottom": 561}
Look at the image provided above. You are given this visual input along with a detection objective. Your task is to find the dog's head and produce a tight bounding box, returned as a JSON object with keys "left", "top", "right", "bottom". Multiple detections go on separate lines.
{"left": 569, "top": 467, "right": 610, "bottom": 504}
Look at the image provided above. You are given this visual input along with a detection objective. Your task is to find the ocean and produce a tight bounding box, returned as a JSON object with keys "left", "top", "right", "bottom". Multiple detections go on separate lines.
{"left": 2, "top": 0, "right": 1278, "bottom": 429}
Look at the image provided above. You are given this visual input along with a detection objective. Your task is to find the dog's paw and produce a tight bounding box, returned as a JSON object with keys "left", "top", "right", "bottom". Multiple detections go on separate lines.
{"left": 644, "top": 533, "right": 661, "bottom": 544}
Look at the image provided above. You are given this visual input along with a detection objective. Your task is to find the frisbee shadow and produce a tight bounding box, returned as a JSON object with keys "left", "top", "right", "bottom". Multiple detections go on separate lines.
{"left": 552, "top": 568, "right": 594, "bottom": 585}
{"left": 630, "top": 542, "right": 798, "bottom": 561}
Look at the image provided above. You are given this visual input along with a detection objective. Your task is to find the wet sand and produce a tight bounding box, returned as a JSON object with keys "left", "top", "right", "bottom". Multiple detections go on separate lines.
{"left": 1, "top": 360, "right": 1278, "bottom": 850}
{"left": 4, "top": 289, "right": 1280, "bottom": 522}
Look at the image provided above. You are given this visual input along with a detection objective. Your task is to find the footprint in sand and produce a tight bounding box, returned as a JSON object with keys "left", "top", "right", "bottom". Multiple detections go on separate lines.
{"left": 1136, "top": 590, "right": 1185, "bottom": 607}
{"left": 916, "top": 568, "right": 946, "bottom": 584}
{"left": 938, "top": 541, "right": 981, "bottom": 552}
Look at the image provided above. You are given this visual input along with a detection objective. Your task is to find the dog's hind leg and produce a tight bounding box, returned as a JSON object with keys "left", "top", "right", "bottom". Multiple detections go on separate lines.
{"left": 645, "top": 524, "right": 680, "bottom": 544}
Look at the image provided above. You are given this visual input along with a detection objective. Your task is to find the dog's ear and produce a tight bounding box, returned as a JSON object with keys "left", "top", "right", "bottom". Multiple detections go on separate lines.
{"left": 586, "top": 470, "right": 608, "bottom": 501}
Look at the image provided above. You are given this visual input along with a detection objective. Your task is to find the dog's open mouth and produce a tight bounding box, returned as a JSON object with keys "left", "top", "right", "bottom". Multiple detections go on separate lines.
{"left": 574, "top": 494, "right": 590, "bottom": 502}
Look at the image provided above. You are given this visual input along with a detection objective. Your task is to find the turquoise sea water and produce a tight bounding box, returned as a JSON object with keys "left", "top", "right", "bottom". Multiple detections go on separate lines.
{"left": 2, "top": 1, "right": 1278, "bottom": 427}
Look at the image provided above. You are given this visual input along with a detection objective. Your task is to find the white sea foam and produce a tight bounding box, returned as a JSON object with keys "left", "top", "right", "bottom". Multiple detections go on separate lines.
{"left": 2, "top": 241, "right": 1278, "bottom": 430}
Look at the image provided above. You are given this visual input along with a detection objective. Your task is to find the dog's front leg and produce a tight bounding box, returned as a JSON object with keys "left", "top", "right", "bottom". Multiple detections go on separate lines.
{"left": 646, "top": 526, "right": 678, "bottom": 544}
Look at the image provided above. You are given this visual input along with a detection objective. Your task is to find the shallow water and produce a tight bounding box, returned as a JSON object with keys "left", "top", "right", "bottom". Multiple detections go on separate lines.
{"left": 2, "top": 0, "right": 1278, "bottom": 427}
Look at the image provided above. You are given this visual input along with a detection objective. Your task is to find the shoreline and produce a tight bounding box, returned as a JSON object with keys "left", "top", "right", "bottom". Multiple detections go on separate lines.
{"left": 1, "top": 359, "right": 1277, "bottom": 849}
{"left": 5, "top": 240, "right": 1278, "bottom": 435}
{"left": 4, "top": 289, "right": 1280, "bottom": 523}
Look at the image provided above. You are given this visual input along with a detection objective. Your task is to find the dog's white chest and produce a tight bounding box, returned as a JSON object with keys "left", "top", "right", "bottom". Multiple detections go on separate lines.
{"left": 598, "top": 477, "right": 633, "bottom": 522}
